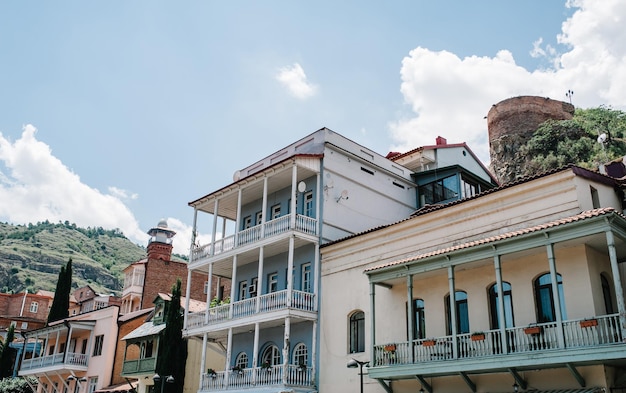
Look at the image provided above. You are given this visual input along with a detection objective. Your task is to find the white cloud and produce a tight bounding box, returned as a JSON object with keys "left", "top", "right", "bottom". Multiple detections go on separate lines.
{"left": 0, "top": 125, "right": 151, "bottom": 250}
{"left": 276, "top": 63, "right": 318, "bottom": 100}
{"left": 108, "top": 186, "right": 138, "bottom": 200}
{"left": 389, "top": 0, "right": 626, "bottom": 164}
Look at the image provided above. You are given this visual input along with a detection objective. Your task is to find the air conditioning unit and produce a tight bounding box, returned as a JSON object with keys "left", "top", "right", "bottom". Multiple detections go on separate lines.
{"left": 249, "top": 284, "right": 257, "bottom": 294}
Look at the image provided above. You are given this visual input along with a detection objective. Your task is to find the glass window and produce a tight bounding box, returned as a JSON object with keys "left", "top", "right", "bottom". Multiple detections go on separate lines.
{"left": 29, "top": 301, "right": 39, "bottom": 313}
{"left": 446, "top": 291, "right": 469, "bottom": 334}
{"left": 292, "top": 343, "right": 308, "bottom": 366}
{"left": 238, "top": 281, "right": 248, "bottom": 300}
{"left": 93, "top": 335, "right": 104, "bottom": 356}
{"left": 349, "top": 311, "right": 365, "bottom": 353}
{"left": 304, "top": 192, "right": 314, "bottom": 217}
{"left": 418, "top": 175, "right": 460, "bottom": 206}
{"left": 534, "top": 273, "right": 567, "bottom": 322}
{"left": 88, "top": 377, "right": 97, "bottom": 393}
{"left": 271, "top": 204, "right": 281, "bottom": 220}
{"left": 461, "top": 175, "right": 480, "bottom": 198}
{"left": 255, "top": 211, "right": 263, "bottom": 226}
{"left": 601, "top": 274, "right": 615, "bottom": 314}
{"left": 235, "top": 352, "right": 249, "bottom": 369}
{"left": 261, "top": 344, "right": 281, "bottom": 366}
{"left": 243, "top": 216, "right": 252, "bottom": 230}
{"left": 489, "top": 282, "right": 515, "bottom": 328}
{"left": 407, "top": 299, "right": 425, "bottom": 339}
{"left": 301, "top": 263, "right": 311, "bottom": 292}
{"left": 267, "top": 273, "right": 278, "bottom": 293}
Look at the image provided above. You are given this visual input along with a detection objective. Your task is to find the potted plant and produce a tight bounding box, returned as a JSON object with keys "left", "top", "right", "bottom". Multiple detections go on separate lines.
{"left": 422, "top": 338, "right": 436, "bottom": 347}
{"left": 471, "top": 332, "right": 485, "bottom": 341}
{"left": 298, "top": 361, "right": 307, "bottom": 372}
{"left": 383, "top": 344, "right": 397, "bottom": 353}
{"left": 261, "top": 361, "right": 272, "bottom": 372}
{"left": 231, "top": 365, "right": 243, "bottom": 375}
{"left": 580, "top": 318, "right": 598, "bottom": 328}
{"left": 207, "top": 368, "right": 217, "bottom": 379}
{"left": 524, "top": 324, "right": 542, "bottom": 335}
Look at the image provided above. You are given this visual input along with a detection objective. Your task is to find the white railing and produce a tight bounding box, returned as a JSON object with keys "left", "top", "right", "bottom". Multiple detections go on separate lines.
{"left": 373, "top": 314, "right": 624, "bottom": 367}
{"left": 200, "top": 364, "right": 312, "bottom": 391}
{"left": 191, "top": 214, "right": 318, "bottom": 262}
{"left": 185, "top": 290, "right": 317, "bottom": 330}
{"left": 20, "top": 352, "right": 87, "bottom": 371}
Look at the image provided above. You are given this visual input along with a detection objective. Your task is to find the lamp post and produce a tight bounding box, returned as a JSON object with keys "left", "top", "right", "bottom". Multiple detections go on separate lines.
{"left": 153, "top": 374, "right": 174, "bottom": 393}
{"left": 66, "top": 375, "right": 87, "bottom": 393}
{"left": 347, "top": 359, "right": 369, "bottom": 393}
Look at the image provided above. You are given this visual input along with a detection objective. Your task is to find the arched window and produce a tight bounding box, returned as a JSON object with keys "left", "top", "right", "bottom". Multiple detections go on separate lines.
{"left": 234, "top": 352, "right": 248, "bottom": 369}
{"left": 489, "top": 282, "right": 514, "bottom": 329}
{"left": 292, "top": 343, "right": 308, "bottom": 366}
{"left": 349, "top": 310, "right": 365, "bottom": 353}
{"left": 601, "top": 274, "right": 615, "bottom": 314}
{"left": 534, "top": 273, "right": 567, "bottom": 322}
{"left": 445, "top": 291, "right": 469, "bottom": 334}
{"left": 407, "top": 299, "right": 425, "bottom": 339}
{"left": 261, "top": 344, "right": 281, "bottom": 367}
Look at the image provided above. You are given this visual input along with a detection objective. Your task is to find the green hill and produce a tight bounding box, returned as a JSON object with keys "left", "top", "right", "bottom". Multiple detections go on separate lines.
{"left": 0, "top": 220, "right": 147, "bottom": 295}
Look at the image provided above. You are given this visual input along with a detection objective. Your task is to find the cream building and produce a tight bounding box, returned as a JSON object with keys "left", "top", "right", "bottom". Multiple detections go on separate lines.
{"left": 320, "top": 166, "right": 626, "bottom": 393}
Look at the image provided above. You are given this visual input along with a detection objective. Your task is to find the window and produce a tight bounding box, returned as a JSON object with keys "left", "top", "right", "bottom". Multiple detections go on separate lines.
{"left": 261, "top": 344, "right": 281, "bottom": 366}
{"left": 255, "top": 211, "right": 263, "bottom": 226}
{"left": 419, "top": 175, "right": 460, "bottom": 206}
{"left": 87, "top": 377, "right": 97, "bottom": 393}
{"left": 235, "top": 352, "right": 248, "bottom": 369}
{"left": 29, "top": 301, "right": 39, "bottom": 313}
{"left": 81, "top": 339, "right": 88, "bottom": 354}
{"left": 446, "top": 291, "right": 469, "bottom": 334}
{"left": 304, "top": 192, "right": 314, "bottom": 217}
{"left": 407, "top": 299, "right": 425, "bottom": 339}
{"left": 292, "top": 343, "right": 308, "bottom": 366}
{"left": 243, "top": 216, "right": 252, "bottom": 230}
{"left": 534, "top": 273, "right": 567, "bottom": 323}
{"left": 267, "top": 273, "right": 278, "bottom": 293}
{"left": 21, "top": 322, "right": 28, "bottom": 329}
{"left": 204, "top": 281, "right": 209, "bottom": 295}
{"left": 271, "top": 204, "right": 281, "bottom": 220}
{"left": 93, "top": 335, "right": 104, "bottom": 356}
{"left": 301, "top": 263, "right": 311, "bottom": 292}
{"left": 249, "top": 277, "right": 258, "bottom": 295}
{"left": 489, "top": 282, "right": 515, "bottom": 328}
{"left": 349, "top": 310, "right": 365, "bottom": 353}
{"left": 238, "top": 281, "right": 248, "bottom": 300}
{"left": 461, "top": 175, "right": 480, "bottom": 198}
{"left": 591, "top": 186, "right": 600, "bottom": 209}
{"left": 601, "top": 274, "right": 615, "bottom": 314}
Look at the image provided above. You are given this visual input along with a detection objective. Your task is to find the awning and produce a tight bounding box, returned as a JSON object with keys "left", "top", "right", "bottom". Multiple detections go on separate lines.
{"left": 94, "top": 382, "right": 136, "bottom": 393}
{"left": 121, "top": 321, "right": 165, "bottom": 341}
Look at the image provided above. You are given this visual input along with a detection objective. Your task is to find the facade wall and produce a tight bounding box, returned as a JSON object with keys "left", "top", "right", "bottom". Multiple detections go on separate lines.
{"left": 111, "top": 311, "right": 151, "bottom": 386}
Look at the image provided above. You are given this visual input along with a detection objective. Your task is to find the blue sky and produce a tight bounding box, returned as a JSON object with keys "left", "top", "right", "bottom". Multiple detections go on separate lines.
{"left": 1, "top": 1, "right": 625, "bottom": 255}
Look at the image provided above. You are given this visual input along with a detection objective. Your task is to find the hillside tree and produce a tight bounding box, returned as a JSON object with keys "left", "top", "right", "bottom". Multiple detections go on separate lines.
{"left": 156, "top": 279, "right": 187, "bottom": 393}
{"left": 47, "top": 258, "right": 72, "bottom": 324}
{"left": 0, "top": 324, "right": 16, "bottom": 379}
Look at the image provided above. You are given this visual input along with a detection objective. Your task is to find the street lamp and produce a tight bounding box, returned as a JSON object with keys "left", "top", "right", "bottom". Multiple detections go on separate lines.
{"left": 347, "top": 358, "right": 369, "bottom": 393}
{"left": 153, "top": 374, "right": 174, "bottom": 393}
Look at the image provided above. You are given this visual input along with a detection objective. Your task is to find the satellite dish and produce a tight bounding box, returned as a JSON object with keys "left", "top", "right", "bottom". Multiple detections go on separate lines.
{"left": 233, "top": 170, "right": 241, "bottom": 181}
{"left": 341, "top": 190, "right": 349, "bottom": 199}
{"left": 597, "top": 133, "right": 607, "bottom": 144}
{"left": 298, "top": 181, "right": 306, "bottom": 193}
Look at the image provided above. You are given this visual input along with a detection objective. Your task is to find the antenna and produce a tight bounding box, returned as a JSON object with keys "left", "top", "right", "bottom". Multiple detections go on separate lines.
{"left": 566, "top": 89, "right": 574, "bottom": 104}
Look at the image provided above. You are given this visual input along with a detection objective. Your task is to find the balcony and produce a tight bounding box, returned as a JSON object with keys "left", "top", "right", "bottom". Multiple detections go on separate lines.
{"left": 191, "top": 215, "right": 317, "bottom": 264}
{"left": 186, "top": 290, "right": 316, "bottom": 331}
{"left": 121, "top": 357, "right": 156, "bottom": 376}
{"left": 20, "top": 352, "right": 88, "bottom": 372}
{"left": 370, "top": 314, "right": 625, "bottom": 378}
{"left": 200, "top": 364, "right": 314, "bottom": 392}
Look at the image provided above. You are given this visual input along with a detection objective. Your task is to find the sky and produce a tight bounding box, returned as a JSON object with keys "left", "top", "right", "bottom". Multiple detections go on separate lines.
{"left": 1, "top": 0, "right": 625, "bottom": 256}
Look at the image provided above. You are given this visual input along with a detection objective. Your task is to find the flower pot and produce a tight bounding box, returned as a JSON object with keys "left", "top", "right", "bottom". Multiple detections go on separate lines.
{"left": 471, "top": 334, "right": 485, "bottom": 341}
{"left": 524, "top": 326, "right": 542, "bottom": 335}
{"left": 384, "top": 344, "right": 397, "bottom": 352}
{"left": 422, "top": 340, "right": 436, "bottom": 347}
{"left": 580, "top": 319, "right": 598, "bottom": 328}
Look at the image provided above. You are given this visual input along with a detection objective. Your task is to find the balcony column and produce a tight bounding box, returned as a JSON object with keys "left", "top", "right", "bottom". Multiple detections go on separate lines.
{"left": 606, "top": 230, "right": 626, "bottom": 336}
{"left": 315, "top": 172, "right": 320, "bottom": 232}
{"left": 225, "top": 328, "right": 233, "bottom": 388}
{"left": 290, "top": 164, "right": 298, "bottom": 229}
{"left": 210, "top": 199, "right": 219, "bottom": 256}
{"left": 448, "top": 265, "right": 459, "bottom": 358}
{"left": 370, "top": 281, "right": 376, "bottom": 357}
{"left": 256, "top": 247, "right": 264, "bottom": 313}
{"left": 493, "top": 254, "right": 508, "bottom": 354}
{"left": 229, "top": 256, "right": 238, "bottom": 319}
{"left": 205, "top": 263, "right": 214, "bottom": 324}
{"left": 311, "top": 320, "right": 318, "bottom": 384}
{"left": 184, "top": 268, "right": 192, "bottom": 327}
{"left": 313, "top": 243, "right": 320, "bottom": 311}
{"left": 261, "top": 177, "right": 268, "bottom": 237}
{"left": 287, "top": 236, "right": 295, "bottom": 307}
{"left": 199, "top": 333, "right": 208, "bottom": 390}
{"left": 406, "top": 272, "right": 414, "bottom": 363}
{"left": 252, "top": 322, "right": 260, "bottom": 384}
{"left": 235, "top": 189, "right": 242, "bottom": 246}
{"left": 282, "top": 317, "right": 291, "bottom": 385}
{"left": 546, "top": 242, "right": 565, "bottom": 347}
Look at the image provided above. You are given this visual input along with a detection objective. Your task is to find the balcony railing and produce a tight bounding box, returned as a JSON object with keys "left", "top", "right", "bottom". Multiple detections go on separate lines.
{"left": 121, "top": 357, "right": 157, "bottom": 375}
{"left": 373, "top": 314, "right": 624, "bottom": 367}
{"left": 200, "top": 364, "right": 313, "bottom": 391}
{"left": 191, "top": 214, "right": 318, "bottom": 261}
{"left": 186, "top": 290, "right": 316, "bottom": 330}
{"left": 20, "top": 352, "right": 88, "bottom": 371}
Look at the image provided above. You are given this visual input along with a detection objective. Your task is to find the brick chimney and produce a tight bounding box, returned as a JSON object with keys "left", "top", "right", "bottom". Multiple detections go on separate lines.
{"left": 146, "top": 219, "right": 175, "bottom": 261}
{"left": 436, "top": 136, "right": 447, "bottom": 145}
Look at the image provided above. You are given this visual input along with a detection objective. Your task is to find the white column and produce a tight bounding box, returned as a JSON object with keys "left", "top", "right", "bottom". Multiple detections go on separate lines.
{"left": 252, "top": 322, "right": 260, "bottom": 384}
{"left": 606, "top": 230, "right": 626, "bottom": 337}
{"left": 205, "top": 263, "right": 214, "bottom": 324}
{"left": 229, "top": 256, "right": 238, "bottom": 319}
{"left": 287, "top": 236, "right": 295, "bottom": 307}
{"left": 261, "top": 177, "right": 268, "bottom": 237}
{"left": 406, "top": 273, "right": 414, "bottom": 363}
{"left": 235, "top": 189, "right": 242, "bottom": 246}
{"left": 546, "top": 243, "right": 565, "bottom": 346}
{"left": 369, "top": 282, "right": 376, "bottom": 357}
{"left": 313, "top": 243, "right": 320, "bottom": 311}
{"left": 311, "top": 320, "right": 318, "bottom": 384}
{"left": 199, "top": 333, "right": 208, "bottom": 390}
{"left": 315, "top": 172, "right": 321, "bottom": 233}
{"left": 290, "top": 165, "right": 298, "bottom": 228}
{"left": 225, "top": 328, "right": 233, "bottom": 387}
{"left": 448, "top": 265, "right": 458, "bottom": 358}
{"left": 493, "top": 254, "right": 508, "bottom": 354}
{"left": 211, "top": 199, "right": 219, "bottom": 256}
{"left": 282, "top": 317, "right": 291, "bottom": 385}
{"left": 184, "top": 269, "right": 191, "bottom": 328}
{"left": 256, "top": 247, "right": 264, "bottom": 313}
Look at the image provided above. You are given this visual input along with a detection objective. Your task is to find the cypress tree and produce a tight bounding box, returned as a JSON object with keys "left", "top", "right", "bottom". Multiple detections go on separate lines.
{"left": 156, "top": 279, "right": 187, "bottom": 393}
{"left": 47, "top": 258, "right": 72, "bottom": 324}
{"left": 0, "top": 324, "right": 16, "bottom": 379}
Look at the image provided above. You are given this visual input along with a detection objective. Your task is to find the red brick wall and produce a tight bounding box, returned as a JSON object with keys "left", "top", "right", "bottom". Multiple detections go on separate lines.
{"left": 111, "top": 312, "right": 150, "bottom": 386}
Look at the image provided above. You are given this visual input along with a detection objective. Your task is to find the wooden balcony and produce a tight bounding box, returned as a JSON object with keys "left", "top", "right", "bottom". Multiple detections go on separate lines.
{"left": 190, "top": 214, "right": 317, "bottom": 264}
{"left": 185, "top": 290, "right": 316, "bottom": 332}
{"left": 20, "top": 352, "right": 88, "bottom": 372}
{"left": 370, "top": 314, "right": 625, "bottom": 379}
{"left": 199, "top": 364, "right": 314, "bottom": 392}
{"left": 121, "top": 357, "right": 157, "bottom": 376}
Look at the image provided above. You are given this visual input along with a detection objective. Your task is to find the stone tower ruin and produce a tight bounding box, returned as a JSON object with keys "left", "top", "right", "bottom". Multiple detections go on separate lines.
{"left": 487, "top": 96, "right": 575, "bottom": 184}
